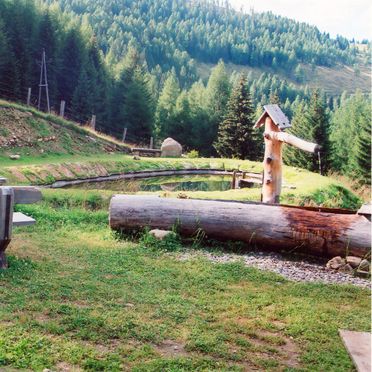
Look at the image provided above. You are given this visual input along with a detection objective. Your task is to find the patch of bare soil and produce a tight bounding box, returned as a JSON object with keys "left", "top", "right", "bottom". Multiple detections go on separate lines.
{"left": 154, "top": 340, "right": 190, "bottom": 358}
{"left": 55, "top": 362, "right": 82, "bottom": 372}
{"left": 245, "top": 329, "right": 301, "bottom": 369}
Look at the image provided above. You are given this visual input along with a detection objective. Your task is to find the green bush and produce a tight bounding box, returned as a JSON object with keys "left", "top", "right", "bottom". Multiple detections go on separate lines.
{"left": 186, "top": 150, "right": 199, "bottom": 158}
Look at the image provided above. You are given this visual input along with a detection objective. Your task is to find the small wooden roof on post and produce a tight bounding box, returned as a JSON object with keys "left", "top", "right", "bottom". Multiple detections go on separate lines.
{"left": 254, "top": 104, "right": 320, "bottom": 205}
{"left": 254, "top": 104, "right": 291, "bottom": 131}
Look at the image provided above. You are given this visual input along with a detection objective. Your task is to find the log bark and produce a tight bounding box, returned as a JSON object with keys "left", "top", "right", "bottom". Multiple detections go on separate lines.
{"left": 109, "top": 195, "right": 371, "bottom": 258}
{"left": 265, "top": 131, "right": 320, "bottom": 154}
{"left": 262, "top": 117, "right": 283, "bottom": 203}
{"left": 261, "top": 117, "right": 320, "bottom": 204}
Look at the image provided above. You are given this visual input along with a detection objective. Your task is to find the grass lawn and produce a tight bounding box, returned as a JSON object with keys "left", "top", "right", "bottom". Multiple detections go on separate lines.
{"left": 0, "top": 190, "right": 370, "bottom": 371}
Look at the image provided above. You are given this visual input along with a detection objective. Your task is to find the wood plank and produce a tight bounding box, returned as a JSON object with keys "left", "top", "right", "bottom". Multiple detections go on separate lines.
{"left": 263, "top": 104, "right": 291, "bottom": 130}
{"left": 339, "top": 330, "right": 371, "bottom": 372}
{"left": 11, "top": 187, "right": 42, "bottom": 204}
{"left": 12, "top": 212, "right": 36, "bottom": 226}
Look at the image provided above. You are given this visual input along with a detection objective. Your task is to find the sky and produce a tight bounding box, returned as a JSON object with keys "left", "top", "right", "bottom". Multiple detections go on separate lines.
{"left": 229, "top": 0, "right": 372, "bottom": 41}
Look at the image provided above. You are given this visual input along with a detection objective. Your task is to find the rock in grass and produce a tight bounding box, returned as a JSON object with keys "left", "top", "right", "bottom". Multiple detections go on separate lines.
{"left": 355, "top": 269, "right": 370, "bottom": 278}
{"left": 339, "top": 263, "right": 353, "bottom": 274}
{"left": 9, "top": 154, "right": 20, "bottom": 160}
{"left": 161, "top": 137, "right": 182, "bottom": 157}
{"left": 149, "top": 229, "right": 175, "bottom": 240}
{"left": 358, "top": 259, "right": 370, "bottom": 272}
{"left": 326, "top": 256, "right": 345, "bottom": 270}
{"left": 346, "top": 256, "right": 362, "bottom": 268}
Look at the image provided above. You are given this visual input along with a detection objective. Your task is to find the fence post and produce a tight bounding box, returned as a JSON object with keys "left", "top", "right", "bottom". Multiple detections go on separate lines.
{"left": 122, "top": 128, "right": 127, "bottom": 143}
{"left": 26, "top": 88, "right": 31, "bottom": 106}
{"left": 90, "top": 115, "right": 96, "bottom": 131}
{"left": 59, "top": 100, "right": 65, "bottom": 118}
{"left": 150, "top": 137, "right": 154, "bottom": 149}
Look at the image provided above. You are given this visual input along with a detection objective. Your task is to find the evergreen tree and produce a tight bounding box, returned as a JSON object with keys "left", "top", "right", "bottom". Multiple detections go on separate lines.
{"left": 155, "top": 71, "right": 180, "bottom": 138}
{"left": 124, "top": 67, "right": 154, "bottom": 139}
{"left": 354, "top": 118, "right": 371, "bottom": 185}
{"left": 110, "top": 46, "right": 153, "bottom": 139}
{"left": 307, "top": 90, "right": 330, "bottom": 172}
{"left": 284, "top": 91, "right": 330, "bottom": 172}
{"left": 57, "top": 28, "right": 85, "bottom": 105}
{"left": 214, "top": 75, "right": 259, "bottom": 160}
{"left": 205, "top": 60, "right": 231, "bottom": 152}
{"left": 329, "top": 91, "right": 367, "bottom": 174}
{"left": 71, "top": 68, "right": 93, "bottom": 123}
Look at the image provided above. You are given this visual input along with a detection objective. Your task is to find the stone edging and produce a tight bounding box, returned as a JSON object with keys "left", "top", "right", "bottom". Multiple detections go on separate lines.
{"left": 48, "top": 169, "right": 261, "bottom": 188}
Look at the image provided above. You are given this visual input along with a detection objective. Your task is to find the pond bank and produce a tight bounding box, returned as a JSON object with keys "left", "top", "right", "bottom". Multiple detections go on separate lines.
{"left": 47, "top": 169, "right": 261, "bottom": 188}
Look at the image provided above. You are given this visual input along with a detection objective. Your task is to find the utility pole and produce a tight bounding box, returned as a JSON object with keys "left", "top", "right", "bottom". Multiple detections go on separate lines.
{"left": 38, "top": 49, "right": 50, "bottom": 113}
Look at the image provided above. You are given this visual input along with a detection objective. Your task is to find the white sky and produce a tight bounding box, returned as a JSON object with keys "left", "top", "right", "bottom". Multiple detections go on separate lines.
{"left": 229, "top": 0, "right": 372, "bottom": 41}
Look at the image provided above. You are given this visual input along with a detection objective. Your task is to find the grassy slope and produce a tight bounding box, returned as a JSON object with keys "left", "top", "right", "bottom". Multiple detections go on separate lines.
{"left": 0, "top": 192, "right": 369, "bottom": 371}
{"left": 197, "top": 59, "right": 371, "bottom": 95}
{"left": 0, "top": 100, "right": 129, "bottom": 161}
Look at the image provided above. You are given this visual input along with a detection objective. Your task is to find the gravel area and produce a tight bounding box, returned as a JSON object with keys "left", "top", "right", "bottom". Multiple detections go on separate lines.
{"left": 176, "top": 251, "right": 371, "bottom": 289}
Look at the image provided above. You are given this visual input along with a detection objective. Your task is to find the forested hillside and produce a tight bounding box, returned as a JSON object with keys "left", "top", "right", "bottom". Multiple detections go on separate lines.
{"left": 0, "top": 0, "right": 370, "bottom": 184}
{"left": 43, "top": 0, "right": 358, "bottom": 74}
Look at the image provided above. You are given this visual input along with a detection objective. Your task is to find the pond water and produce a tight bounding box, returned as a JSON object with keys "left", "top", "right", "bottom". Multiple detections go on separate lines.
{"left": 62, "top": 175, "right": 236, "bottom": 192}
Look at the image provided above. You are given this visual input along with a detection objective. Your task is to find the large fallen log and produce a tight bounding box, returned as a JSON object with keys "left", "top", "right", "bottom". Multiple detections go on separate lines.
{"left": 109, "top": 195, "right": 371, "bottom": 258}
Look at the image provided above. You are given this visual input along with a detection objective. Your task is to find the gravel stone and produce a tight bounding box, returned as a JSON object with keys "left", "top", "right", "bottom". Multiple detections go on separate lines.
{"left": 176, "top": 251, "right": 371, "bottom": 289}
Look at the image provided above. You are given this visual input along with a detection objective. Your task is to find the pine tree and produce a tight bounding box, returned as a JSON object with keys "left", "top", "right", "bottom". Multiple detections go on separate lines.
{"left": 155, "top": 71, "right": 180, "bottom": 139}
{"left": 124, "top": 67, "right": 154, "bottom": 139}
{"left": 284, "top": 91, "right": 330, "bottom": 172}
{"left": 307, "top": 90, "right": 330, "bottom": 172}
{"left": 329, "top": 91, "right": 370, "bottom": 177}
{"left": 214, "top": 75, "right": 259, "bottom": 160}
{"left": 58, "top": 28, "right": 85, "bottom": 105}
{"left": 71, "top": 68, "right": 93, "bottom": 123}
{"left": 354, "top": 118, "right": 371, "bottom": 185}
{"left": 110, "top": 45, "right": 153, "bottom": 139}
{"left": 205, "top": 60, "right": 231, "bottom": 151}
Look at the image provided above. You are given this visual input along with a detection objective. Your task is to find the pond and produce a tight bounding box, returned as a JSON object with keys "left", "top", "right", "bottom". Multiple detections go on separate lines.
{"left": 62, "top": 175, "right": 236, "bottom": 192}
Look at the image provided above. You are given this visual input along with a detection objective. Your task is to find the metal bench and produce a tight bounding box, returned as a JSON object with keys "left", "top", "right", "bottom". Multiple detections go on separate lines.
{"left": 0, "top": 183, "right": 42, "bottom": 268}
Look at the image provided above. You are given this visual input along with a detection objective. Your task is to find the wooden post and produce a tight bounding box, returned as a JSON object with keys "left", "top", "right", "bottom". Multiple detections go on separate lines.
{"left": 26, "top": 88, "right": 31, "bottom": 106}
{"left": 59, "top": 100, "right": 65, "bottom": 118}
{"left": 254, "top": 105, "right": 320, "bottom": 205}
{"left": 90, "top": 115, "right": 96, "bottom": 131}
{"left": 0, "top": 187, "right": 14, "bottom": 269}
{"left": 122, "top": 128, "right": 127, "bottom": 143}
{"left": 0, "top": 186, "right": 41, "bottom": 269}
{"left": 262, "top": 117, "right": 283, "bottom": 204}
{"left": 150, "top": 137, "right": 154, "bottom": 149}
{"left": 231, "top": 170, "right": 237, "bottom": 189}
